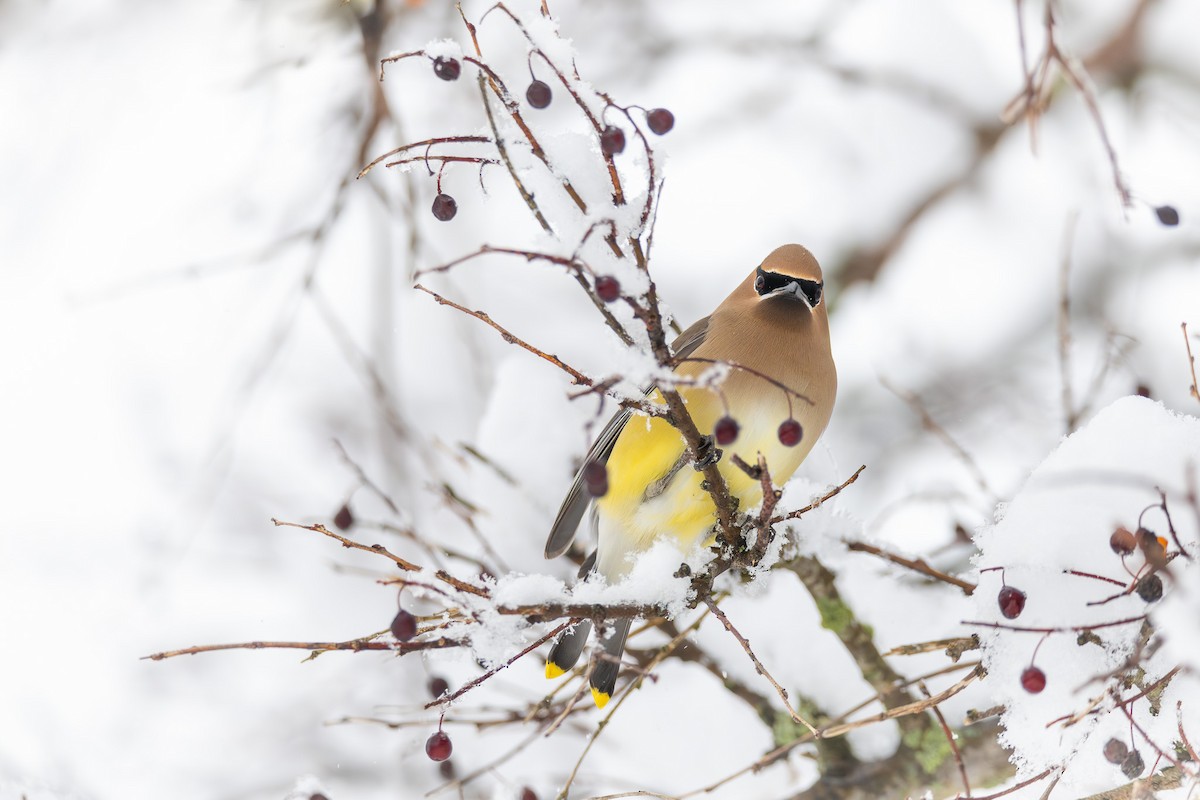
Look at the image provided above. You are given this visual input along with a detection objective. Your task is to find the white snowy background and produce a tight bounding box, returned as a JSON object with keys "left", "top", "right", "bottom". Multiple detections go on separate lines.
{"left": 2, "top": 0, "right": 1199, "bottom": 798}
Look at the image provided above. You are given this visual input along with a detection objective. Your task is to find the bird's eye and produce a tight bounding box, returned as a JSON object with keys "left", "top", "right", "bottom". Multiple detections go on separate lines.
{"left": 755, "top": 267, "right": 794, "bottom": 297}
{"left": 799, "top": 279, "right": 823, "bottom": 307}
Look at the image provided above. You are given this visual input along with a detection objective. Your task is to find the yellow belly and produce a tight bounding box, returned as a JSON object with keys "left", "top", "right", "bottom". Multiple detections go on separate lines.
{"left": 594, "top": 386, "right": 817, "bottom": 579}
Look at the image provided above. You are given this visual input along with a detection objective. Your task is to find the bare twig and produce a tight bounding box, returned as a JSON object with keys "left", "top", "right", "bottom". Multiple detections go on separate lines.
{"left": 817, "top": 665, "right": 984, "bottom": 739}
{"left": 962, "top": 616, "right": 1146, "bottom": 634}
{"left": 1058, "top": 212, "right": 1080, "bottom": 433}
{"left": 703, "top": 597, "right": 818, "bottom": 735}
{"left": 426, "top": 620, "right": 572, "bottom": 709}
{"left": 498, "top": 603, "right": 670, "bottom": 621}
{"left": 1177, "top": 700, "right": 1200, "bottom": 765}
{"left": 772, "top": 464, "right": 867, "bottom": 523}
{"left": 958, "top": 768, "right": 1056, "bottom": 800}
{"left": 921, "top": 680, "right": 970, "bottom": 797}
{"left": 1115, "top": 691, "right": 1183, "bottom": 772}
{"left": 1184, "top": 322, "right": 1200, "bottom": 405}
{"left": 556, "top": 608, "right": 712, "bottom": 800}
{"left": 884, "top": 636, "right": 979, "bottom": 658}
{"left": 883, "top": 377, "right": 997, "bottom": 501}
{"left": 416, "top": 245, "right": 634, "bottom": 346}
{"left": 272, "top": 518, "right": 422, "bottom": 571}
{"left": 333, "top": 438, "right": 401, "bottom": 516}
{"left": 413, "top": 284, "right": 592, "bottom": 385}
{"left": 142, "top": 633, "right": 450, "bottom": 661}
{"left": 846, "top": 540, "right": 976, "bottom": 594}
{"left": 475, "top": 72, "right": 554, "bottom": 234}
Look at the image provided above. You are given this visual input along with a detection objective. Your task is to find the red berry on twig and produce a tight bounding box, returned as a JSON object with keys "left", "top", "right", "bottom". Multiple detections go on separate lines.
{"left": 594, "top": 275, "right": 620, "bottom": 302}
{"left": 777, "top": 419, "right": 803, "bottom": 447}
{"left": 1155, "top": 205, "right": 1179, "bottom": 226}
{"left": 1109, "top": 527, "right": 1136, "bottom": 555}
{"left": 713, "top": 416, "right": 739, "bottom": 446}
{"left": 1020, "top": 666, "right": 1046, "bottom": 693}
{"left": 520, "top": 788, "right": 539, "bottom": 800}
{"left": 1120, "top": 749, "right": 1144, "bottom": 778}
{"left": 433, "top": 57, "right": 461, "bottom": 81}
{"left": 432, "top": 193, "right": 457, "bottom": 221}
{"left": 425, "top": 731, "right": 453, "bottom": 762}
{"left": 600, "top": 125, "right": 626, "bottom": 155}
{"left": 1135, "top": 573, "right": 1163, "bottom": 602}
{"left": 428, "top": 676, "right": 449, "bottom": 698}
{"left": 526, "top": 80, "right": 551, "bottom": 108}
{"left": 391, "top": 609, "right": 418, "bottom": 642}
{"left": 333, "top": 503, "right": 354, "bottom": 531}
{"left": 1103, "top": 738, "right": 1128, "bottom": 764}
{"left": 646, "top": 108, "right": 675, "bottom": 135}
{"left": 998, "top": 586, "right": 1026, "bottom": 619}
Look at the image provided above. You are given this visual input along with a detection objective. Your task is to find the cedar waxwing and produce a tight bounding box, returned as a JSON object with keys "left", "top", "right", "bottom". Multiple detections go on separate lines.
{"left": 543, "top": 244, "right": 837, "bottom": 708}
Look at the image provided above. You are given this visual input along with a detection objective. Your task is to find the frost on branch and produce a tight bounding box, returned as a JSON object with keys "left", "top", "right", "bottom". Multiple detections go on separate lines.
{"left": 972, "top": 396, "right": 1200, "bottom": 796}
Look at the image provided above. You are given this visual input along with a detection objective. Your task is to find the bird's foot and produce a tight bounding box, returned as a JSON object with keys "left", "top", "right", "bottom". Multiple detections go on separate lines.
{"left": 693, "top": 435, "right": 722, "bottom": 470}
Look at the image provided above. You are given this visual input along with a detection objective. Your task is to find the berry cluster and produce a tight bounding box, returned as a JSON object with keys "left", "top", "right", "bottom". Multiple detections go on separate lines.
{"left": 579, "top": 412, "right": 807, "bottom": 500}
{"left": 398, "top": 53, "right": 675, "bottom": 224}
{"left": 982, "top": 514, "right": 1174, "bottom": 701}
{"left": 710, "top": 415, "right": 804, "bottom": 448}
{"left": 1102, "top": 737, "right": 1144, "bottom": 778}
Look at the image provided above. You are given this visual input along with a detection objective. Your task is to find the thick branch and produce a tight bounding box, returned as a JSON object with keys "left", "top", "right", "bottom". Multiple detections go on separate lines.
{"left": 785, "top": 555, "right": 933, "bottom": 740}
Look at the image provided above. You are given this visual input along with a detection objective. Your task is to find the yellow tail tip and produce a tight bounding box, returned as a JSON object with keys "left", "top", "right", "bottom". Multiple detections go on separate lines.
{"left": 590, "top": 687, "right": 611, "bottom": 709}
{"left": 545, "top": 662, "right": 566, "bottom": 679}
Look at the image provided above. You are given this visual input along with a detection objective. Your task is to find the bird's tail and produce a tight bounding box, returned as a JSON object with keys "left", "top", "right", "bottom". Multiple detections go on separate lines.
{"left": 589, "top": 617, "right": 631, "bottom": 709}
{"left": 544, "top": 620, "right": 592, "bottom": 679}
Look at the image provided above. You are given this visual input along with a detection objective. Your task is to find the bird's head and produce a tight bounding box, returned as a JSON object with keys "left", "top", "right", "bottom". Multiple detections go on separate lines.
{"left": 752, "top": 244, "right": 824, "bottom": 309}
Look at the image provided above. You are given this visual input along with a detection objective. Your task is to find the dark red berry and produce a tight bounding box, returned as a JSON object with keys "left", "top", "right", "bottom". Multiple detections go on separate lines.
{"left": 438, "top": 760, "right": 455, "bottom": 779}
{"left": 432, "top": 193, "right": 457, "bottom": 221}
{"left": 391, "top": 609, "right": 418, "bottom": 641}
{"left": 777, "top": 419, "right": 803, "bottom": 447}
{"left": 713, "top": 416, "right": 739, "bottom": 446}
{"left": 600, "top": 125, "right": 626, "bottom": 155}
{"left": 1155, "top": 205, "right": 1179, "bottom": 226}
{"left": 1120, "top": 749, "right": 1144, "bottom": 778}
{"left": 428, "top": 676, "right": 449, "bottom": 698}
{"left": 1103, "top": 737, "right": 1129, "bottom": 764}
{"left": 333, "top": 503, "right": 354, "bottom": 531}
{"left": 310, "top": 795, "right": 329, "bottom": 800}
{"left": 526, "top": 80, "right": 551, "bottom": 109}
{"left": 594, "top": 275, "right": 620, "bottom": 302}
{"left": 646, "top": 108, "right": 674, "bottom": 135}
{"left": 432, "top": 56, "right": 461, "bottom": 81}
{"left": 582, "top": 460, "right": 608, "bottom": 497}
{"left": 426, "top": 731, "right": 453, "bottom": 762}
{"left": 998, "top": 586, "right": 1026, "bottom": 619}
{"left": 1135, "top": 573, "right": 1163, "bottom": 602}
{"left": 520, "top": 789, "right": 538, "bottom": 800}
{"left": 1109, "top": 527, "right": 1136, "bottom": 555}
{"left": 1020, "top": 666, "right": 1046, "bottom": 693}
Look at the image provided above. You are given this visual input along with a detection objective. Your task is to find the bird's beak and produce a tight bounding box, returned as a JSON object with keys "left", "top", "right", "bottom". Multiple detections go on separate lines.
{"left": 767, "top": 279, "right": 822, "bottom": 309}
{"left": 767, "top": 281, "right": 807, "bottom": 305}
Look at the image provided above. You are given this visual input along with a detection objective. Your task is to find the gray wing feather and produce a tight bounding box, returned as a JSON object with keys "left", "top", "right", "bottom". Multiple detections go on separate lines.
{"left": 544, "top": 409, "right": 630, "bottom": 558}
{"left": 669, "top": 315, "right": 712, "bottom": 364}
{"left": 543, "top": 315, "right": 711, "bottom": 559}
